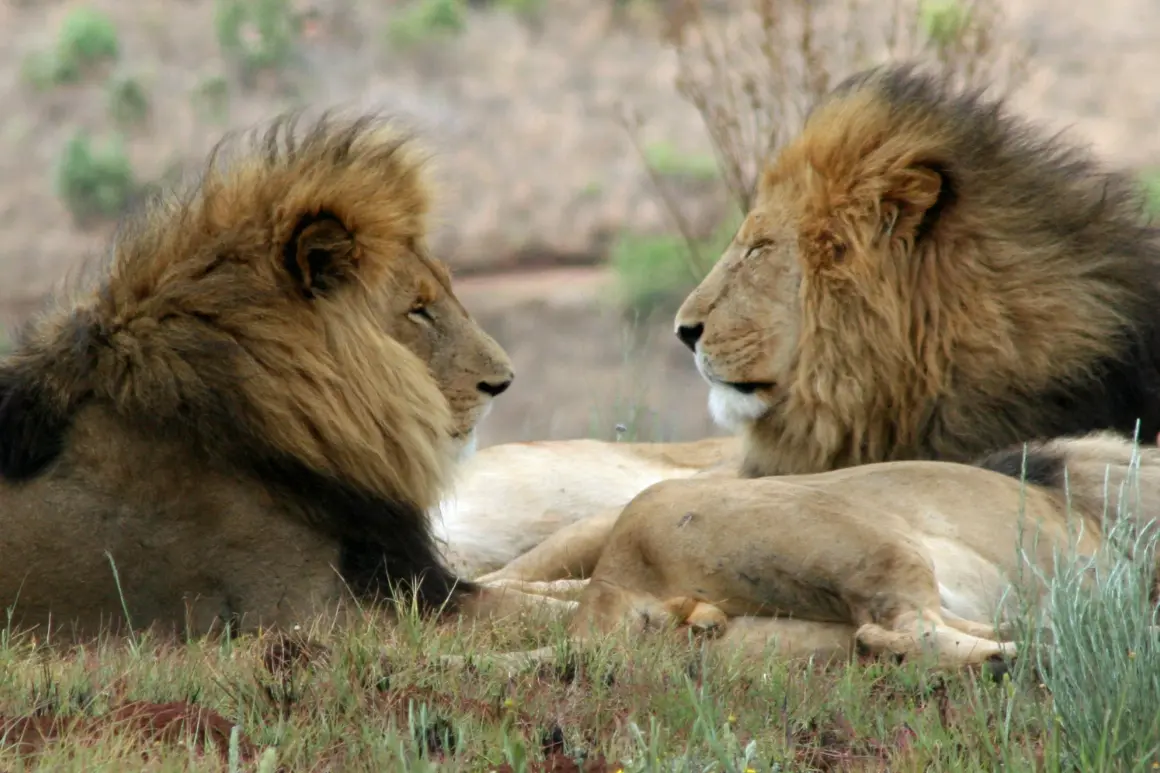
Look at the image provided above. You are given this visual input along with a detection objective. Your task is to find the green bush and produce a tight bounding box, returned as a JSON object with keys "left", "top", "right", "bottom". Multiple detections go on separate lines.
{"left": 493, "top": 0, "right": 546, "bottom": 21}
{"left": 23, "top": 6, "right": 119, "bottom": 88}
{"left": 1009, "top": 435, "right": 1160, "bottom": 770}
{"left": 386, "top": 0, "right": 467, "bottom": 49}
{"left": 192, "top": 75, "right": 231, "bottom": 124}
{"left": 56, "top": 131, "right": 136, "bottom": 222}
{"left": 214, "top": 0, "right": 299, "bottom": 78}
{"left": 643, "top": 141, "right": 720, "bottom": 181}
{"left": 107, "top": 74, "right": 150, "bottom": 127}
{"left": 610, "top": 217, "right": 736, "bottom": 318}
{"left": 919, "top": 0, "right": 970, "bottom": 47}
{"left": 1141, "top": 170, "right": 1160, "bottom": 217}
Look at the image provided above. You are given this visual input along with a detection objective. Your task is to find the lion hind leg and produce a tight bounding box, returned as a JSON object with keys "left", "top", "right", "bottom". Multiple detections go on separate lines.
{"left": 855, "top": 611, "right": 1016, "bottom": 668}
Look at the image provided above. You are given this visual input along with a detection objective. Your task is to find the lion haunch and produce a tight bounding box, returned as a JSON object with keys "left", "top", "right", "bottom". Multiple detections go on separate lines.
{"left": 0, "top": 112, "right": 518, "bottom": 641}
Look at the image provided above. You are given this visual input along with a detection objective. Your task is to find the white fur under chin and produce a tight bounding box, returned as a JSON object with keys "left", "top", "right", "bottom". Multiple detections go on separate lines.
{"left": 455, "top": 430, "right": 479, "bottom": 465}
{"left": 708, "top": 384, "right": 769, "bottom": 432}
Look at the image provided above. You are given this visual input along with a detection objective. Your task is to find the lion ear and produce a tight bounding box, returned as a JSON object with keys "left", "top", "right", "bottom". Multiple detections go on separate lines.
{"left": 0, "top": 366, "right": 71, "bottom": 481}
{"left": 283, "top": 212, "right": 358, "bottom": 298}
{"left": 880, "top": 165, "right": 945, "bottom": 239}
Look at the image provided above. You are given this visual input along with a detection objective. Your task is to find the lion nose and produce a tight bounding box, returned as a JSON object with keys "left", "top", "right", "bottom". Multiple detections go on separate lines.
{"left": 477, "top": 377, "right": 513, "bottom": 397}
{"left": 676, "top": 323, "right": 704, "bottom": 352}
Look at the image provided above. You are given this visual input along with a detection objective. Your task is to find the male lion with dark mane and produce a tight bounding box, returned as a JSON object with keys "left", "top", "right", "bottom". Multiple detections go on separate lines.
{"left": 479, "top": 64, "right": 1160, "bottom": 670}
{"left": 0, "top": 112, "right": 562, "bottom": 642}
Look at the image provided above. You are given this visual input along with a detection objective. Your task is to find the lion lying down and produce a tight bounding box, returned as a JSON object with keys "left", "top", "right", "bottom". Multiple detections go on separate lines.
{"left": 495, "top": 431, "right": 1160, "bottom": 670}
{"left": 0, "top": 111, "right": 566, "bottom": 643}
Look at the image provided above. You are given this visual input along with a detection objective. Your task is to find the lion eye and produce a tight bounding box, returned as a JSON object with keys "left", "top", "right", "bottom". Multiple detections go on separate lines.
{"left": 408, "top": 304, "right": 433, "bottom": 322}
{"left": 832, "top": 242, "right": 847, "bottom": 263}
{"left": 743, "top": 240, "right": 771, "bottom": 260}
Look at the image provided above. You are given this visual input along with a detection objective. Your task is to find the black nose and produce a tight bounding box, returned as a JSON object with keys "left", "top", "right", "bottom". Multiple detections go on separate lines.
{"left": 478, "top": 377, "right": 513, "bottom": 397}
{"left": 676, "top": 323, "right": 704, "bottom": 352}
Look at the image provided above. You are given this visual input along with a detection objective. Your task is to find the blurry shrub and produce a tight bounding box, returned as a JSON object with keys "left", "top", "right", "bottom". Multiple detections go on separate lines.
{"left": 919, "top": 0, "right": 970, "bottom": 47}
{"left": 23, "top": 7, "right": 119, "bottom": 89}
{"left": 493, "top": 0, "right": 547, "bottom": 21}
{"left": 1142, "top": 170, "right": 1160, "bottom": 217}
{"left": 107, "top": 74, "right": 150, "bottom": 127}
{"left": 192, "top": 76, "right": 232, "bottom": 124}
{"left": 215, "top": 0, "right": 300, "bottom": 81}
{"left": 643, "top": 141, "right": 720, "bottom": 181}
{"left": 610, "top": 218, "right": 736, "bottom": 318}
{"left": 56, "top": 131, "right": 137, "bottom": 223}
{"left": 386, "top": 0, "right": 467, "bottom": 49}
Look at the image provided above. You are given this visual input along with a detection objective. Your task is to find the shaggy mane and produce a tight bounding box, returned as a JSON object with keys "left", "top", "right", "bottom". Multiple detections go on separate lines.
{"left": 744, "top": 64, "right": 1160, "bottom": 476}
{"left": 0, "top": 112, "right": 473, "bottom": 611}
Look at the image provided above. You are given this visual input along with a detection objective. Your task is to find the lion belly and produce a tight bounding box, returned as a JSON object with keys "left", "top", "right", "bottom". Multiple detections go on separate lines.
{"left": 433, "top": 440, "right": 708, "bottom": 577}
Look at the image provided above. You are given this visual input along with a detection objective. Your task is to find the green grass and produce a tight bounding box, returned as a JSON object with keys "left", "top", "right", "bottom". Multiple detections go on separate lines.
{"left": 0, "top": 611, "right": 1072, "bottom": 771}
{"left": 55, "top": 131, "right": 137, "bottom": 223}
{"left": 386, "top": 0, "right": 468, "bottom": 50}
{"left": 1004, "top": 435, "right": 1160, "bottom": 771}
{"left": 22, "top": 6, "right": 119, "bottom": 89}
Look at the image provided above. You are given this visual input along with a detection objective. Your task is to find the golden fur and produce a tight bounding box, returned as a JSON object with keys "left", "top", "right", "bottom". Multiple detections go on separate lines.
{"left": 508, "top": 431, "right": 1159, "bottom": 670}
{"left": 479, "top": 63, "right": 1160, "bottom": 589}
{"left": 439, "top": 436, "right": 740, "bottom": 578}
{"left": 0, "top": 112, "right": 554, "bottom": 642}
{"left": 677, "top": 64, "right": 1160, "bottom": 476}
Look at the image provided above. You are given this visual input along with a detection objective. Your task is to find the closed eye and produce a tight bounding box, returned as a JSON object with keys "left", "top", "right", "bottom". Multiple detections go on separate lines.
{"left": 408, "top": 305, "right": 434, "bottom": 323}
{"left": 743, "top": 240, "right": 772, "bottom": 260}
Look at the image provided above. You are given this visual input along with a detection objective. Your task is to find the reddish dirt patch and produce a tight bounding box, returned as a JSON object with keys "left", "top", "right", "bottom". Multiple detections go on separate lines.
{"left": 0, "top": 700, "right": 257, "bottom": 763}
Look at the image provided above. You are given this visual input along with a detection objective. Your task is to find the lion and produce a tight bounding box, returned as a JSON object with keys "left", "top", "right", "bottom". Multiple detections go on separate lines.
{"left": 475, "top": 62, "right": 1160, "bottom": 589}
{"left": 0, "top": 112, "right": 563, "bottom": 643}
{"left": 533, "top": 430, "right": 1160, "bottom": 670}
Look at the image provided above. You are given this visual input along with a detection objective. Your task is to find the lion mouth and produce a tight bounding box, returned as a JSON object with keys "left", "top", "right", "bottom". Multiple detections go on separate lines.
{"left": 722, "top": 381, "right": 775, "bottom": 395}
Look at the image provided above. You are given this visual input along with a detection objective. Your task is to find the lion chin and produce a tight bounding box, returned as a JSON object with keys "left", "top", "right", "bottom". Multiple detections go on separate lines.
{"left": 706, "top": 384, "right": 769, "bottom": 432}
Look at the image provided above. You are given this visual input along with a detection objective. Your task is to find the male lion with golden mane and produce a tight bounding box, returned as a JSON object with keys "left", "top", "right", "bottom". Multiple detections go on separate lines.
{"left": 475, "top": 62, "right": 1160, "bottom": 591}
{"left": 0, "top": 112, "right": 561, "bottom": 642}
{"left": 478, "top": 64, "right": 1160, "bottom": 670}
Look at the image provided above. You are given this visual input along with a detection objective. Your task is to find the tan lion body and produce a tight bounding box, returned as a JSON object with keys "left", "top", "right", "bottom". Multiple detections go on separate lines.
{"left": 440, "top": 437, "right": 739, "bottom": 578}
{"left": 500, "top": 432, "right": 1159, "bottom": 669}
{"left": 0, "top": 113, "right": 560, "bottom": 642}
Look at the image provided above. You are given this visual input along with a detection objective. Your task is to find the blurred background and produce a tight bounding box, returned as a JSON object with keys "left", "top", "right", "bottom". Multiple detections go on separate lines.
{"left": 1, "top": 0, "right": 1158, "bottom": 449}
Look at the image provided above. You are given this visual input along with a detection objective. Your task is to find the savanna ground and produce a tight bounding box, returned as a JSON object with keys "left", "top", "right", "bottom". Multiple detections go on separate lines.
{"left": 3, "top": 0, "right": 1160, "bottom": 770}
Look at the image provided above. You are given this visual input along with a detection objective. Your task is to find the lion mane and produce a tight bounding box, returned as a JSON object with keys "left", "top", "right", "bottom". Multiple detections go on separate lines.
{"left": 675, "top": 63, "right": 1160, "bottom": 478}
{"left": 0, "top": 112, "right": 492, "bottom": 636}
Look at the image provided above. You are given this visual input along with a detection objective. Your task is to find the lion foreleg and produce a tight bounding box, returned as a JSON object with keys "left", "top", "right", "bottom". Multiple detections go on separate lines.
{"left": 475, "top": 506, "right": 621, "bottom": 583}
